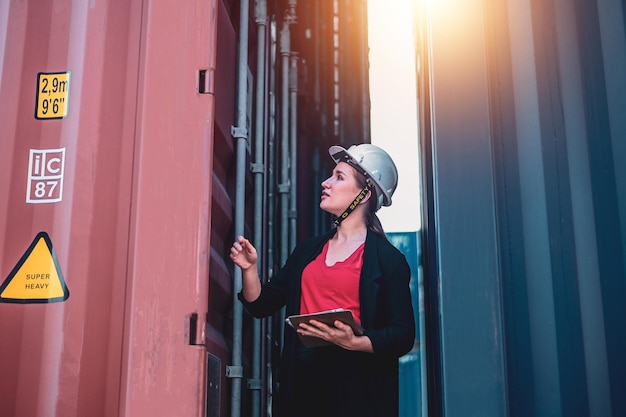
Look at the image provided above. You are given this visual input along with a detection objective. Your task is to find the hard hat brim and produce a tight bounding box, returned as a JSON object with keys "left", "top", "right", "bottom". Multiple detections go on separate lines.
{"left": 328, "top": 145, "right": 393, "bottom": 207}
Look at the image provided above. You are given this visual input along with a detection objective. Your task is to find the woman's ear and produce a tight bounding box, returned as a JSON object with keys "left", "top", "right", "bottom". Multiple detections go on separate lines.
{"left": 360, "top": 190, "right": 372, "bottom": 205}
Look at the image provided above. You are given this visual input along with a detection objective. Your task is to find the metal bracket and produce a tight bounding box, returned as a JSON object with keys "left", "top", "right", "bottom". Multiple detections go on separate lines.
{"left": 277, "top": 183, "right": 290, "bottom": 194}
{"left": 231, "top": 126, "right": 248, "bottom": 141}
{"left": 250, "top": 163, "right": 264, "bottom": 173}
{"left": 288, "top": 210, "right": 297, "bottom": 219}
{"left": 247, "top": 378, "right": 262, "bottom": 390}
{"left": 254, "top": 0, "right": 267, "bottom": 24}
{"left": 226, "top": 365, "right": 243, "bottom": 379}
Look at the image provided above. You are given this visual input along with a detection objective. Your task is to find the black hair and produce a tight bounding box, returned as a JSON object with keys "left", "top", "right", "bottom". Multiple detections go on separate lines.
{"left": 354, "top": 171, "right": 387, "bottom": 238}
{"left": 364, "top": 189, "right": 387, "bottom": 238}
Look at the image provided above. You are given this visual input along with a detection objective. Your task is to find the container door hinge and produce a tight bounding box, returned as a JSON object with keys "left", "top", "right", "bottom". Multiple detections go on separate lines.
{"left": 197, "top": 68, "right": 214, "bottom": 94}
{"left": 185, "top": 312, "right": 206, "bottom": 346}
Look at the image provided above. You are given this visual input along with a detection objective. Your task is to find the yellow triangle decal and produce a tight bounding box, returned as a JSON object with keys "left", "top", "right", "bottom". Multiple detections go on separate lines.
{"left": 0, "top": 232, "right": 69, "bottom": 303}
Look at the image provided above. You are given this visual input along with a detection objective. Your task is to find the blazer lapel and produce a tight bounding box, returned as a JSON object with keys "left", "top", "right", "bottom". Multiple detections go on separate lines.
{"left": 360, "top": 231, "right": 382, "bottom": 328}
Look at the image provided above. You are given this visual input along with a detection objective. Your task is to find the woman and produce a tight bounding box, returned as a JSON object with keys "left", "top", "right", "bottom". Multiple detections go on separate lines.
{"left": 231, "top": 144, "right": 415, "bottom": 417}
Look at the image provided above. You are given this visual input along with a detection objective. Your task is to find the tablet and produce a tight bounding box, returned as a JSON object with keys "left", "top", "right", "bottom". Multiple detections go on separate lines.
{"left": 286, "top": 308, "right": 363, "bottom": 347}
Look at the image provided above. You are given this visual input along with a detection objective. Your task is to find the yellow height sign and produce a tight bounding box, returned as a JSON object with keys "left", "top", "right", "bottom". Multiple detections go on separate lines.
{"left": 35, "top": 72, "right": 71, "bottom": 120}
{"left": 0, "top": 232, "right": 69, "bottom": 303}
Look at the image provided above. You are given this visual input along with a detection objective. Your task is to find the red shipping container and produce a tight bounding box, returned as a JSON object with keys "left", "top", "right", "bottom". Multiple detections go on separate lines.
{"left": 0, "top": 0, "right": 219, "bottom": 416}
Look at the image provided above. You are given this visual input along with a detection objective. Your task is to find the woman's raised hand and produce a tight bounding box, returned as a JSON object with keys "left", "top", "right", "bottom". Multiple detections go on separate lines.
{"left": 230, "top": 236, "right": 258, "bottom": 271}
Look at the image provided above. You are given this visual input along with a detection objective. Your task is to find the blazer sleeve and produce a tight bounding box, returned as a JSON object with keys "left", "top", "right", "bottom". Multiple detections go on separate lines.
{"left": 237, "top": 257, "right": 292, "bottom": 318}
{"left": 364, "top": 244, "right": 416, "bottom": 358}
{"left": 237, "top": 235, "right": 316, "bottom": 318}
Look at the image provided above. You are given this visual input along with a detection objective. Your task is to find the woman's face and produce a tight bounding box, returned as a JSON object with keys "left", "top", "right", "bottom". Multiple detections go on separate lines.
{"left": 320, "top": 162, "right": 363, "bottom": 215}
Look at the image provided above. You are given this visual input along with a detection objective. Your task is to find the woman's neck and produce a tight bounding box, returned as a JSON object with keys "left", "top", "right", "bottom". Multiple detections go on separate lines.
{"left": 334, "top": 215, "right": 368, "bottom": 242}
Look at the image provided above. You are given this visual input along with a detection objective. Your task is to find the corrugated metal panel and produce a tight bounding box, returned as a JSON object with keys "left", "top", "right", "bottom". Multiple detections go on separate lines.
{"left": 388, "top": 232, "right": 425, "bottom": 417}
{"left": 0, "top": 0, "right": 218, "bottom": 416}
{"left": 208, "top": 0, "right": 239, "bottom": 414}
{"left": 418, "top": 0, "right": 626, "bottom": 415}
{"left": 125, "top": 0, "right": 218, "bottom": 415}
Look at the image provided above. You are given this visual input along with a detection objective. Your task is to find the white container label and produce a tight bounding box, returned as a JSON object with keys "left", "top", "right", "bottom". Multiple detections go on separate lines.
{"left": 26, "top": 148, "right": 66, "bottom": 204}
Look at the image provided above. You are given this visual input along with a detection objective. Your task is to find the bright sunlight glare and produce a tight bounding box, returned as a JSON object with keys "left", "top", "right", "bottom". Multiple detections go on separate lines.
{"left": 368, "top": 0, "right": 421, "bottom": 232}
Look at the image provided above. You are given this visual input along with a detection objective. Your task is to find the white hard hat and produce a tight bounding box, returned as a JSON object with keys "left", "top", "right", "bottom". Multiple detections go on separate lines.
{"left": 329, "top": 144, "right": 398, "bottom": 211}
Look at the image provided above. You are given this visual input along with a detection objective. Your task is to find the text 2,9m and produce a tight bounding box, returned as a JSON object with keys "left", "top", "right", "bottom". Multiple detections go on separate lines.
{"left": 35, "top": 72, "right": 71, "bottom": 120}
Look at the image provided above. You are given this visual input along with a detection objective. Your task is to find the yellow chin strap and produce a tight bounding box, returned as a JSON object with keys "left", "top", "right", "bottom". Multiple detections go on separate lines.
{"left": 332, "top": 179, "right": 372, "bottom": 227}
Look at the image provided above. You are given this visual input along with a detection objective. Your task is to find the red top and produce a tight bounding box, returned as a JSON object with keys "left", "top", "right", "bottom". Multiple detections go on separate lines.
{"left": 300, "top": 241, "right": 364, "bottom": 325}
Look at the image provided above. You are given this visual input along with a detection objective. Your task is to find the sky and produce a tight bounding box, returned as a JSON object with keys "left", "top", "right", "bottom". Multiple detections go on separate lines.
{"left": 367, "top": 0, "right": 421, "bottom": 232}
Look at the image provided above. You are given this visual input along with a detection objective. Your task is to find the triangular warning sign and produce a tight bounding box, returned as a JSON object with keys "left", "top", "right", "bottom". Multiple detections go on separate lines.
{"left": 0, "top": 231, "right": 69, "bottom": 304}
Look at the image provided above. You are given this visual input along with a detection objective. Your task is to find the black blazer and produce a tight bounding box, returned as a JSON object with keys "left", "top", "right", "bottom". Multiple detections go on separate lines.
{"left": 239, "top": 228, "right": 416, "bottom": 416}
